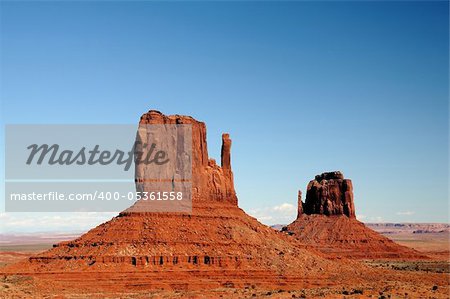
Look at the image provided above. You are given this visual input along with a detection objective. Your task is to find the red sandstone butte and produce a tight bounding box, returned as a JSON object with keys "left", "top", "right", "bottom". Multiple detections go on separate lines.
{"left": 300, "top": 171, "right": 355, "bottom": 218}
{"left": 138, "top": 110, "right": 237, "bottom": 204}
{"left": 286, "top": 171, "right": 426, "bottom": 259}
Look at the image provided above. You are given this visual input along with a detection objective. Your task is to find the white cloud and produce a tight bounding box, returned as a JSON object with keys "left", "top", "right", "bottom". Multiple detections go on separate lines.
{"left": 396, "top": 211, "right": 415, "bottom": 216}
{"left": 247, "top": 203, "right": 297, "bottom": 225}
{"left": 273, "top": 203, "right": 297, "bottom": 213}
{"left": 0, "top": 212, "right": 116, "bottom": 233}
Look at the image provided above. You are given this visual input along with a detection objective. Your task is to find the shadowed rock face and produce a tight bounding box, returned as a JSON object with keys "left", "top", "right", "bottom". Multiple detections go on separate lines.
{"left": 299, "top": 171, "right": 355, "bottom": 218}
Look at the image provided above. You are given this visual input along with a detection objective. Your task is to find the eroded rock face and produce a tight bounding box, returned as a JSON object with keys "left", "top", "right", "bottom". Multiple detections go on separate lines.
{"left": 138, "top": 110, "right": 237, "bottom": 205}
{"left": 299, "top": 171, "right": 355, "bottom": 218}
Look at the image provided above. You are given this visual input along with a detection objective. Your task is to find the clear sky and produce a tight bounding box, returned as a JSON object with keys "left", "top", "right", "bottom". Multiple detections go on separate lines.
{"left": 1, "top": 1, "right": 448, "bottom": 232}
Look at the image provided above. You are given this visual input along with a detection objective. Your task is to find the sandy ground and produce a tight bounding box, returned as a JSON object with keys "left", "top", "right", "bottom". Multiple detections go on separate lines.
{"left": 386, "top": 232, "right": 449, "bottom": 259}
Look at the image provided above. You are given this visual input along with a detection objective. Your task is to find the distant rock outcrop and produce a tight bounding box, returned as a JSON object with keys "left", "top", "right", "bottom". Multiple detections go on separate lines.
{"left": 299, "top": 171, "right": 355, "bottom": 218}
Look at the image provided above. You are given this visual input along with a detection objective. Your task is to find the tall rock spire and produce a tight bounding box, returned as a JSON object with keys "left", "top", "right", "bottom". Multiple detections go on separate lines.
{"left": 221, "top": 133, "right": 231, "bottom": 171}
{"left": 297, "top": 190, "right": 303, "bottom": 218}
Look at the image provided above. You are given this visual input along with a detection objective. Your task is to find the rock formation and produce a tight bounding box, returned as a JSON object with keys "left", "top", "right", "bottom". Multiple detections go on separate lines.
{"left": 299, "top": 171, "right": 355, "bottom": 218}
{"left": 286, "top": 171, "right": 425, "bottom": 259}
{"left": 2, "top": 110, "right": 366, "bottom": 294}
{"left": 2, "top": 112, "right": 444, "bottom": 298}
{"left": 297, "top": 190, "right": 303, "bottom": 216}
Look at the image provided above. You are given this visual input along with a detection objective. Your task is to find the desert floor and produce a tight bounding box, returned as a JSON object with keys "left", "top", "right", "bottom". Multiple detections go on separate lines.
{"left": 0, "top": 227, "right": 448, "bottom": 298}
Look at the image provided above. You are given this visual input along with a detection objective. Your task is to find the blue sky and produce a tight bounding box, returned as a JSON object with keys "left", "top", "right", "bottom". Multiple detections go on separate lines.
{"left": 1, "top": 1, "right": 448, "bottom": 232}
